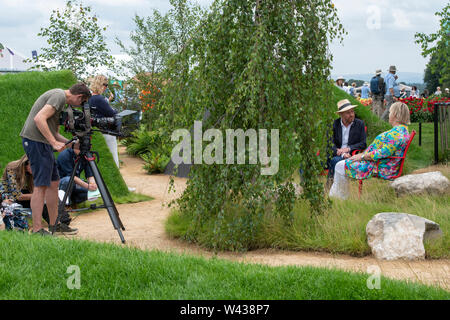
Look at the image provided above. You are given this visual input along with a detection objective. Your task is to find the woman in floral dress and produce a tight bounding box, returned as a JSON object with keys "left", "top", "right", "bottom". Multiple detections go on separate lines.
{"left": 329, "top": 102, "right": 411, "bottom": 199}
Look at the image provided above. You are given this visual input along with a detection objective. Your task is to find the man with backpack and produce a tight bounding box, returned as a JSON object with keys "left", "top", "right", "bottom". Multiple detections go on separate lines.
{"left": 370, "top": 69, "right": 386, "bottom": 117}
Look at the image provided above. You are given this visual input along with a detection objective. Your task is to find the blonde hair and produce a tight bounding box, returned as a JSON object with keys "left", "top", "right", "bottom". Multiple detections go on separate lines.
{"left": 389, "top": 102, "right": 410, "bottom": 125}
{"left": 89, "top": 74, "right": 108, "bottom": 94}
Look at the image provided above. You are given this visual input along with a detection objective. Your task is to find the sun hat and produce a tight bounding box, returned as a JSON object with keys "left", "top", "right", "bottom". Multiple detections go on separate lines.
{"left": 375, "top": 69, "right": 382, "bottom": 75}
{"left": 336, "top": 76, "right": 345, "bottom": 81}
{"left": 388, "top": 65, "right": 397, "bottom": 72}
{"left": 337, "top": 99, "right": 357, "bottom": 113}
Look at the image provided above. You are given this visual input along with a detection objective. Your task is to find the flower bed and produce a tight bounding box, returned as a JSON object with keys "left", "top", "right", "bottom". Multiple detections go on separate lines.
{"left": 399, "top": 96, "right": 450, "bottom": 123}
{"left": 358, "top": 97, "right": 372, "bottom": 106}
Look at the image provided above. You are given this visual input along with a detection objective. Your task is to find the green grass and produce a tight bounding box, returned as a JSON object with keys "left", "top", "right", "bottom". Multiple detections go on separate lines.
{"left": 0, "top": 231, "right": 448, "bottom": 299}
{"left": 0, "top": 71, "right": 130, "bottom": 198}
{"left": 167, "top": 168, "right": 450, "bottom": 257}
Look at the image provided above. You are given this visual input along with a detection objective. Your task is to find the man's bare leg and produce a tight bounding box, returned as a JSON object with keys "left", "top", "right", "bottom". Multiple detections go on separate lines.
{"left": 31, "top": 186, "right": 47, "bottom": 232}
{"left": 45, "top": 180, "right": 60, "bottom": 227}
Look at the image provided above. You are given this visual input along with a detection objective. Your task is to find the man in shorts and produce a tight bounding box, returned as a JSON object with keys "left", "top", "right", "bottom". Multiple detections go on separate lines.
{"left": 20, "top": 83, "right": 91, "bottom": 235}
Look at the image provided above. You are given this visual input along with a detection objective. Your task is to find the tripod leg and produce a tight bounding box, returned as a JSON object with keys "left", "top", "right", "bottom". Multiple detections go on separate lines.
{"left": 87, "top": 154, "right": 126, "bottom": 243}
{"left": 55, "top": 159, "right": 82, "bottom": 231}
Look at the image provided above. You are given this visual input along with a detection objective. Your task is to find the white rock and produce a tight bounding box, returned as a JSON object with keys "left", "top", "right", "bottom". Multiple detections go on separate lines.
{"left": 391, "top": 171, "right": 450, "bottom": 196}
{"left": 366, "top": 213, "right": 443, "bottom": 260}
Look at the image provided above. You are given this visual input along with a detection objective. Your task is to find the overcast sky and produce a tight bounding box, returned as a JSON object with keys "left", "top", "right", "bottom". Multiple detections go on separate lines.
{"left": 0, "top": 0, "right": 446, "bottom": 76}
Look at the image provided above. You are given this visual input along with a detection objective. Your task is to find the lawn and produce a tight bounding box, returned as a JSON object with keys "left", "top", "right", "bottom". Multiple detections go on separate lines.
{"left": 0, "top": 231, "right": 448, "bottom": 300}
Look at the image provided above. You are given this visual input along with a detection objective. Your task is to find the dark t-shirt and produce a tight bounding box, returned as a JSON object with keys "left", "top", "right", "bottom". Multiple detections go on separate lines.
{"left": 89, "top": 94, "right": 117, "bottom": 117}
{"left": 57, "top": 148, "right": 93, "bottom": 179}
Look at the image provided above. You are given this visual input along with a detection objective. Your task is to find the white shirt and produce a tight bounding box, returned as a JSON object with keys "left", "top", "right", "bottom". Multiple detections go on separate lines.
{"left": 341, "top": 120, "right": 353, "bottom": 149}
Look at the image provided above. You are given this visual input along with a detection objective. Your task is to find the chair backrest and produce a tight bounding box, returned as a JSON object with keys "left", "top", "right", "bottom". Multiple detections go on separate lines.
{"left": 389, "top": 130, "right": 416, "bottom": 179}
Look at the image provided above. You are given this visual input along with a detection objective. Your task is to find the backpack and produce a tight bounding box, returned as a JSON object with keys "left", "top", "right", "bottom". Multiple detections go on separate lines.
{"left": 370, "top": 76, "right": 386, "bottom": 95}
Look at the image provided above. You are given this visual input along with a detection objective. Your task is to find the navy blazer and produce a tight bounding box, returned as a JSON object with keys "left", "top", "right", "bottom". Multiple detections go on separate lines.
{"left": 332, "top": 118, "right": 367, "bottom": 156}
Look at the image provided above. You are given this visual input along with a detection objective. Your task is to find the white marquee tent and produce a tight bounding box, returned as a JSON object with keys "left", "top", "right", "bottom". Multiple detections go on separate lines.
{"left": 0, "top": 43, "right": 35, "bottom": 72}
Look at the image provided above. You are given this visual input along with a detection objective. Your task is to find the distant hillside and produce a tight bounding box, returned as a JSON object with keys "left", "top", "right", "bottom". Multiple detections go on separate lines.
{"left": 332, "top": 72, "right": 424, "bottom": 84}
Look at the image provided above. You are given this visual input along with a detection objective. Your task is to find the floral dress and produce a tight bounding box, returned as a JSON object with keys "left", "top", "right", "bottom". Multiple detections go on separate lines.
{"left": 345, "top": 125, "right": 410, "bottom": 180}
{"left": 1, "top": 169, "right": 23, "bottom": 201}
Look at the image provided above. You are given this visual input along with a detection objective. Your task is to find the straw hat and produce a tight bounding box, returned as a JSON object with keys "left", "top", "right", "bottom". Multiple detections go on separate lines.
{"left": 336, "top": 76, "right": 345, "bottom": 81}
{"left": 337, "top": 99, "right": 357, "bottom": 113}
{"left": 375, "top": 69, "right": 382, "bottom": 75}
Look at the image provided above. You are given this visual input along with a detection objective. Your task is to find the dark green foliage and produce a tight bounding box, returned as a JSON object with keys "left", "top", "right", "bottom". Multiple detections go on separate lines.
{"left": 142, "top": 151, "right": 170, "bottom": 174}
{"left": 122, "top": 125, "right": 172, "bottom": 174}
{"left": 0, "top": 71, "right": 129, "bottom": 197}
{"left": 415, "top": 3, "right": 450, "bottom": 89}
{"left": 424, "top": 53, "right": 442, "bottom": 92}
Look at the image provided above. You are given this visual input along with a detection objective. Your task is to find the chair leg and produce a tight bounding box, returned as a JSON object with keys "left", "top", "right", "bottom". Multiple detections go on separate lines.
{"left": 358, "top": 180, "right": 363, "bottom": 199}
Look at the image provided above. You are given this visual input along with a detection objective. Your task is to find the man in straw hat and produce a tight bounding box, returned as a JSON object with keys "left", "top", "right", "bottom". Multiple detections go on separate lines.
{"left": 370, "top": 69, "right": 386, "bottom": 117}
{"left": 381, "top": 65, "right": 400, "bottom": 121}
{"left": 326, "top": 99, "right": 367, "bottom": 186}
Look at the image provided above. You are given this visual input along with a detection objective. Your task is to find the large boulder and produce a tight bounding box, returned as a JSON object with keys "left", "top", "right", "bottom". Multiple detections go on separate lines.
{"left": 390, "top": 171, "right": 450, "bottom": 196}
{"left": 366, "top": 213, "right": 443, "bottom": 260}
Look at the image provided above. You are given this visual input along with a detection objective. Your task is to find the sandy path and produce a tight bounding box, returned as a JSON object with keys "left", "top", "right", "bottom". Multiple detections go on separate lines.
{"left": 68, "top": 147, "right": 450, "bottom": 291}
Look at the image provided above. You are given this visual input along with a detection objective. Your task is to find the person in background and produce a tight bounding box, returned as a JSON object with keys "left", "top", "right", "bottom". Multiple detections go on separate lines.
{"left": 343, "top": 82, "right": 350, "bottom": 94}
{"left": 434, "top": 87, "right": 442, "bottom": 96}
{"left": 335, "top": 76, "right": 345, "bottom": 91}
{"left": 57, "top": 144, "right": 98, "bottom": 207}
{"left": 2, "top": 155, "right": 74, "bottom": 233}
{"left": 410, "top": 85, "right": 420, "bottom": 98}
{"left": 361, "top": 82, "right": 370, "bottom": 99}
{"left": 349, "top": 82, "right": 357, "bottom": 97}
{"left": 370, "top": 69, "right": 386, "bottom": 118}
{"left": 88, "top": 75, "right": 120, "bottom": 168}
{"left": 381, "top": 65, "right": 400, "bottom": 121}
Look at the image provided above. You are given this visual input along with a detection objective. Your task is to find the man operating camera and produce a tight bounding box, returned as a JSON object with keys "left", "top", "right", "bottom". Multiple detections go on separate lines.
{"left": 20, "top": 83, "right": 91, "bottom": 236}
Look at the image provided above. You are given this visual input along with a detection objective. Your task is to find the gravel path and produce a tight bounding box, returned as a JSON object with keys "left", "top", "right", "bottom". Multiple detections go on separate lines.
{"left": 68, "top": 147, "right": 450, "bottom": 291}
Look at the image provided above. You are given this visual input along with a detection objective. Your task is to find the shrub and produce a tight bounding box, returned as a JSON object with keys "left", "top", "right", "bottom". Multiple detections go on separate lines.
{"left": 142, "top": 151, "right": 170, "bottom": 174}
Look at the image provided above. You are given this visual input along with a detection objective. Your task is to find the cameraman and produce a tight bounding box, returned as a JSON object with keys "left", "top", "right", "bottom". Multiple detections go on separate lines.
{"left": 88, "top": 75, "right": 119, "bottom": 168}
{"left": 20, "top": 83, "right": 91, "bottom": 236}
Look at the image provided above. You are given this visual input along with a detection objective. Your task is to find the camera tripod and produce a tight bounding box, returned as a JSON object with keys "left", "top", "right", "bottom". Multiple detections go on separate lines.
{"left": 55, "top": 134, "right": 126, "bottom": 243}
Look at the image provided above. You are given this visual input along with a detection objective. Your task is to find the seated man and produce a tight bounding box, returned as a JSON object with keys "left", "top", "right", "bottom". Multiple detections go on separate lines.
{"left": 57, "top": 144, "right": 98, "bottom": 207}
{"left": 327, "top": 99, "right": 367, "bottom": 183}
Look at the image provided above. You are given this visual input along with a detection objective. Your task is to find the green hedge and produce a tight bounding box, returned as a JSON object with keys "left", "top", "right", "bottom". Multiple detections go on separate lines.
{"left": 0, "top": 70, "right": 129, "bottom": 197}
